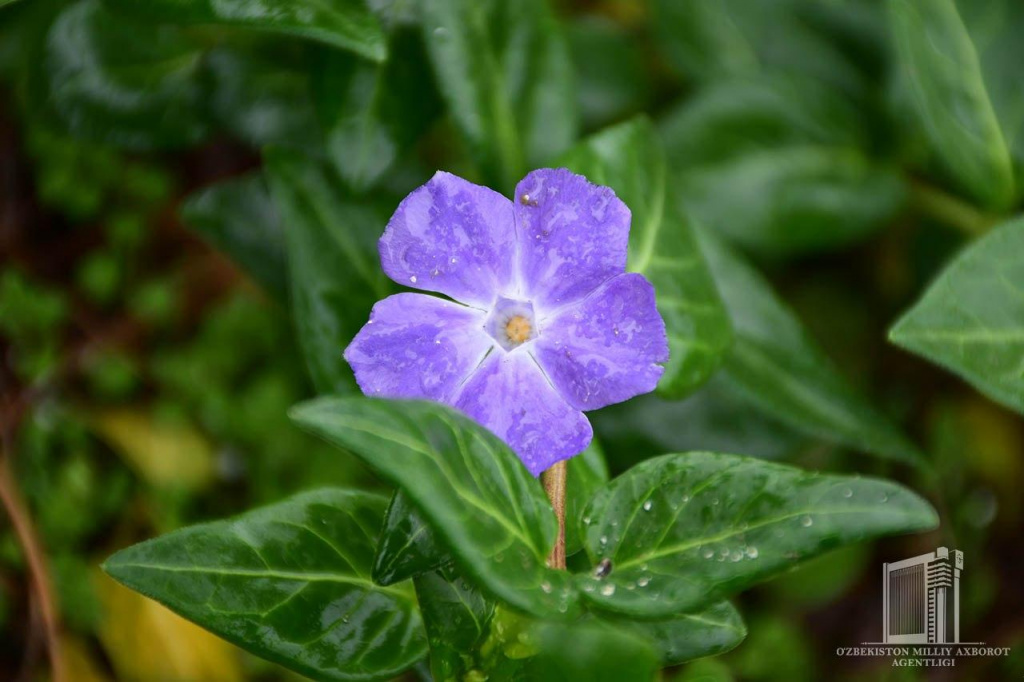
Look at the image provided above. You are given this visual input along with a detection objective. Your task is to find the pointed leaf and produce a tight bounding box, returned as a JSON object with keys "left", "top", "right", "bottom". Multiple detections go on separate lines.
{"left": 559, "top": 118, "right": 733, "bottom": 398}
{"left": 181, "top": 171, "right": 287, "bottom": 303}
{"left": 890, "top": 217, "right": 1024, "bottom": 414}
{"left": 575, "top": 452, "right": 938, "bottom": 617}
{"left": 526, "top": 622, "right": 660, "bottom": 682}
{"left": 103, "top": 489, "right": 426, "bottom": 681}
{"left": 372, "top": 491, "right": 450, "bottom": 586}
{"left": 889, "top": 0, "right": 1014, "bottom": 208}
{"left": 264, "top": 148, "right": 393, "bottom": 394}
{"left": 104, "top": 0, "right": 386, "bottom": 62}
{"left": 290, "top": 397, "right": 579, "bottom": 618}
{"left": 421, "top": 0, "right": 577, "bottom": 190}
{"left": 414, "top": 565, "right": 495, "bottom": 681}
{"left": 603, "top": 601, "right": 747, "bottom": 666}
{"left": 699, "top": 229, "right": 922, "bottom": 464}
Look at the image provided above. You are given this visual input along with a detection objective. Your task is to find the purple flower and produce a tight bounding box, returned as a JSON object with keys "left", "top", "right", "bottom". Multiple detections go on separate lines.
{"left": 344, "top": 169, "right": 669, "bottom": 475}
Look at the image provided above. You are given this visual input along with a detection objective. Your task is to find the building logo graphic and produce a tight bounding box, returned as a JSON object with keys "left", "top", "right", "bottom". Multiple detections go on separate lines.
{"left": 882, "top": 546, "right": 963, "bottom": 644}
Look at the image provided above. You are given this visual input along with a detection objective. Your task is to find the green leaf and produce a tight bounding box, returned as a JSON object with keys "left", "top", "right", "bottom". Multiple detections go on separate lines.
{"left": 699, "top": 229, "right": 922, "bottom": 464}
{"left": 889, "top": 0, "right": 1014, "bottom": 208}
{"left": 890, "top": 217, "right": 1024, "bottom": 414}
{"left": 39, "top": 0, "right": 208, "bottom": 149}
{"left": 526, "top": 621, "right": 660, "bottom": 682}
{"left": 264, "top": 148, "right": 393, "bottom": 395}
{"left": 203, "top": 46, "right": 322, "bottom": 152}
{"left": 180, "top": 171, "right": 287, "bottom": 303}
{"left": 559, "top": 117, "right": 733, "bottom": 399}
{"left": 102, "top": 489, "right": 427, "bottom": 681}
{"left": 414, "top": 565, "right": 495, "bottom": 681}
{"left": 372, "top": 491, "right": 450, "bottom": 586}
{"left": 314, "top": 31, "right": 441, "bottom": 192}
{"left": 421, "top": 0, "right": 578, "bottom": 190}
{"left": 565, "top": 441, "right": 608, "bottom": 557}
{"left": 566, "top": 16, "right": 651, "bottom": 129}
{"left": 651, "top": 0, "right": 866, "bottom": 94}
{"left": 104, "top": 0, "right": 386, "bottom": 62}
{"left": 575, "top": 452, "right": 938, "bottom": 617}
{"left": 290, "top": 396, "right": 579, "bottom": 618}
{"left": 603, "top": 601, "right": 747, "bottom": 666}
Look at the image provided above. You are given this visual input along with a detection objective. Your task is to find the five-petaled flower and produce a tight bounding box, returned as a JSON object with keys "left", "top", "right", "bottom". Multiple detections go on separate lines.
{"left": 344, "top": 169, "right": 669, "bottom": 476}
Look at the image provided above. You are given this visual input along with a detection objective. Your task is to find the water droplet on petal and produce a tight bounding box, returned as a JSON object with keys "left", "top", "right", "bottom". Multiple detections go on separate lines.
{"left": 410, "top": 275, "right": 418, "bottom": 283}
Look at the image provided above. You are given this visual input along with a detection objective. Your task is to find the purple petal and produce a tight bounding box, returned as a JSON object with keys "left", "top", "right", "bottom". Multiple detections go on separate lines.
{"left": 453, "top": 351, "right": 593, "bottom": 476}
{"left": 514, "top": 168, "right": 630, "bottom": 310}
{"left": 345, "top": 293, "right": 494, "bottom": 401}
{"left": 379, "top": 171, "right": 516, "bottom": 307}
{"left": 534, "top": 273, "right": 668, "bottom": 411}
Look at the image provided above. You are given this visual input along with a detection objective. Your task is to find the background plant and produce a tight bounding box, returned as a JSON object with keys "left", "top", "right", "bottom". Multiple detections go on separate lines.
{"left": 0, "top": 0, "right": 1023, "bottom": 680}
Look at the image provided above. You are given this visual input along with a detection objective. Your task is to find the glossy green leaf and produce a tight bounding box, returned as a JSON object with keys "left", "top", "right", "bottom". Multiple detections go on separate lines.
{"left": 203, "top": 46, "right": 322, "bottom": 151}
{"left": 890, "top": 217, "right": 1024, "bottom": 414}
{"left": 575, "top": 452, "right": 938, "bottom": 617}
{"left": 565, "top": 441, "right": 608, "bottom": 557}
{"left": 526, "top": 621, "right": 660, "bottom": 682}
{"left": 421, "top": 0, "right": 577, "bottom": 190}
{"left": 414, "top": 565, "right": 495, "bottom": 681}
{"left": 290, "top": 397, "right": 579, "bottom": 618}
{"left": 103, "top": 489, "right": 426, "bottom": 681}
{"left": 264, "top": 148, "right": 392, "bottom": 395}
{"left": 605, "top": 601, "right": 747, "bottom": 666}
{"left": 889, "top": 0, "right": 1014, "bottom": 208}
{"left": 40, "top": 0, "right": 207, "bottom": 149}
{"left": 180, "top": 171, "right": 287, "bottom": 303}
{"left": 314, "top": 31, "right": 441, "bottom": 192}
{"left": 104, "top": 0, "right": 386, "bottom": 62}
{"left": 559, "top": 117, "right": 733, "bottom": 399}
{"left": 699, "top": 229, "right": 922, "bottom": 464}
{"left": 372, "top": 491, "right": 450, "bottom": 586}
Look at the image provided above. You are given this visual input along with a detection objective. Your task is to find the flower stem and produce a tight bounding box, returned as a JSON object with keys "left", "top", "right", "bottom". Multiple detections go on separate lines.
{"left": 542, "top": 461, "right": 567, "bottom": 570}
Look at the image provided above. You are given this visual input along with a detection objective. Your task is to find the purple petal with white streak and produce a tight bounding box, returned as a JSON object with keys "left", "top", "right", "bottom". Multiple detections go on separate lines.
{"left": 344, "top": 293, "right": 493, "bottom": 401}
{"left": 453, "top": 350, "right": 593, "bottom": 476}
{"left": 534, "top": 273, "right": 668, "bottom": 411}
{"left": 379, "top": 171, "right": 516, "bottom": 307}
{"left": 514, "top": 168, "right": 630, "bottom": 310}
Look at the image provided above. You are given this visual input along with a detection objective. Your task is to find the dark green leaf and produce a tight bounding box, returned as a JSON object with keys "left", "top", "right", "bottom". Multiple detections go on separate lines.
{"left": 40, "top": 0, "right": 207, "bottom": 149}
{"left": 180, "top": 171, "right": 287, "bottom": 303}
{"left": 890, "top": 217, "right": 1024, "bottom": 414}
{"left": 290, "top": 397, "right": 579, "bottom": 618}
{"left": 264, "top": 148, "right": 393, "bottom": 395}
{"left": 566, "top": 16, "right": 650, "bottom": 129}
{"left": 103, "top": 489, "right": 426, "bottom": 681}
{"left": 421, "top": 0, "right": 577, "bottom": 190}
{"left": 314, "top": 31, "right": 441, "bottom": 192}
{"left": 565, "top": 440, "right": 608, "bottom": 557}
{"left": 651, "top": 0, "right": 866, "bottom": 94}
{"left": 604, "top": 601, "right": 747, "bottom": 666}
{"left": 414, "top": 565, "right": 495, "bottom": 681}
{"left": 576, "top": 452, "right": 938, "bottom": 617}
{"left": 889, "top": 0, "right": 1014, "bottom": 208}
{"left": 700, "top": 229, "right": 922, "bottom": 464}
{"left": 104, "top": 0, "right": 386, "bottom": 62}
{"left": 372, "top": 491, "right": 450, "bottom": 586}
{"left": 526, "top": 621, "right": 660, "bottom": 682}
{"left": 681, "top": 146, "right": 905, "bottom": 257}
{"left": 559, "top": 117, "right": 733, "bottom": 399}
{"left": 203, "top": 46, "right": 322, "bottom": 151}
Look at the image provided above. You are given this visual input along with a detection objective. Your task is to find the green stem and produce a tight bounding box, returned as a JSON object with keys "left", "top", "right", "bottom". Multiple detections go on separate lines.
{"left": 908, "top": 180, "right": 1000, "bottom": 237}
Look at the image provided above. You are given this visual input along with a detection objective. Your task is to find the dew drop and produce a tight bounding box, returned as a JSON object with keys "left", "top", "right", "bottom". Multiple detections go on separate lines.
{"left": 410, "top": 275, "right": 418, "bottom": 283}
{"left": 450, "top": 257, "right": 457, "bottom": 264}
{"left": 599, "top": 535, "right": 608, "bottom": 546}
{"left": 681, "top": 495, "right": 690, "bottom": 504}
{"left": 843, "top": 487, "right": 853, "bottom": 498}
{"left": 600, "top": 584, "right": 616, "bottom": 596}
{"left": 880, "top": 493, "right": 889, "bottom": 504}
{"left": 637, "top": 576, "right": 651, "bottom": 587}
{"left": 801, "top": 516, "right": 813, "bottom": 527}
{"left": 540, "top": 581, "right": 552, "bottom": 594}
{"left": 432, "top": 26, "right": 449, "bottom": 41}
{"left": 746, "top": 546, "right": 759, "bottom": 559}
{"left": 701, "top": 547, "right": 714, "bottom": 559}
{"left": 642, "top": 500, "right": 653, "bottom": 511}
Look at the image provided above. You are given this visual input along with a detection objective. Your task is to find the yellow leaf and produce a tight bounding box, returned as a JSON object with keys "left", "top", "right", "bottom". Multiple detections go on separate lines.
{"left": 94, "top": 571, "right": 243, "bottom": 682}
{"left": 90, "top": 409, "right": 215, "bottom": 491}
